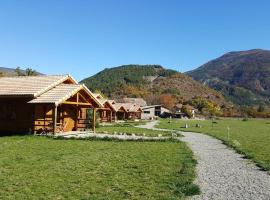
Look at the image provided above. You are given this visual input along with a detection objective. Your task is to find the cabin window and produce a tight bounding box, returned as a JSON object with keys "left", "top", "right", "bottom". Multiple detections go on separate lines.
{"left": 143, "top": 111, "right": 150, "bottom": 114}
{"left": 79, "top": 109, "right": 83, "bottom": 119}
{"left": 86, "top": 109, "right": 91, "bottom": 119}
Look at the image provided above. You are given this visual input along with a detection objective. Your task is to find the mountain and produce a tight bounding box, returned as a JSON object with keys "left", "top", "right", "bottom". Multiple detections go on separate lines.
{"left": 0, "top": 67, "right": 19, "bottom": 76}
{"left": 187, "top": 49, "right": 270, "bottom": 106}
{"left": 81, "top": 65, "right": 227, "bottom": 108}
{"left": 0, "top": 67, "right": 41, "bottom": 76}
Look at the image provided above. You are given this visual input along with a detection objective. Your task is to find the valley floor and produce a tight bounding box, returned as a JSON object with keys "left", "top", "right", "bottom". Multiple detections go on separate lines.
{"left": 151, "top": 119, "right": 270, "bottom": 200}
{"left": 0, "top": 134, "right": 198, "bottom": 200}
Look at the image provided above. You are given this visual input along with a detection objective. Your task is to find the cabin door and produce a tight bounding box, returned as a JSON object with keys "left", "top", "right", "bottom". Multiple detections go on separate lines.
{"left": 61, "top": 105, "right": 77, "bottom": 132}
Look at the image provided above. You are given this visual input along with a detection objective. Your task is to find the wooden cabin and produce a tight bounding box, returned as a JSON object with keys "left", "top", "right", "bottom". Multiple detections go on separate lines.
{"left": 93, "top": 93, "right": 117, "bottom": 123}
{"left": 0, "top": 75, "right": 102, "bottom": 135}
{"left": 122, "top": 103, "right": 142, "bottom": 120}
{"left": 110, "top": 103, "right": 142, "bottom": 121}
{"left": 111, "top": 103, "right": 128, "bottom": 120}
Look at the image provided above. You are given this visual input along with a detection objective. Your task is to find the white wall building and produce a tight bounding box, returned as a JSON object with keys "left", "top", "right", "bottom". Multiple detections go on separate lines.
{"left": 141, "top": 105, "right": 171, "bottom": 120}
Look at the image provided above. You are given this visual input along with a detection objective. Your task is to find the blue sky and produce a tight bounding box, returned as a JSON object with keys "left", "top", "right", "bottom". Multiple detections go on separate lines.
{"left": 0, "top": 0, "right": 270, "bottom": 80}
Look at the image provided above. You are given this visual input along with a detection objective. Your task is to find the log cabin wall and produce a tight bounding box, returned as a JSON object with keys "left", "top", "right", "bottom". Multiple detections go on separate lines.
{"left": 0, "top": 97, "right": 34, "bottom": 134}
{"left": 77, "top": 107, "right": 91, "bottom": 131}
{"left": 127, "top": 112, "right": 142, "bottom": 120}
{"left": 99, "top": 109, "right": 112, "bottom": 122}
{"left": 33, "top": 104, "right": 54, "bottom": 133}
{"left": 116, "top": 111, "right": 126, "bottom": 120}
{"left": 33, "top": 104, "right": 91, "bottom": 133}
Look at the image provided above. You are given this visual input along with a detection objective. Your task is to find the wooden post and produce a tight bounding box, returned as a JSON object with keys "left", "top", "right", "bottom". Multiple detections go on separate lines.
{"left": 53, "top": 106, "right": 58, "bottom": 134}
{"left": 92, "top": 108, "right": 96, "bottom": 133}
{"left": 76, "top": 93, "right": 79, "bottom": 105}
{"left": 43, "top": 105, "right": 46, "bottom": 130}
{"left": 75, "top": 107, "right": 79, "bottom": 130}
{"left": 110, "top": 111, "right": 112, "bottom": 122}
{"left": 75, "top": 93, "right": 79, "bottom": 130}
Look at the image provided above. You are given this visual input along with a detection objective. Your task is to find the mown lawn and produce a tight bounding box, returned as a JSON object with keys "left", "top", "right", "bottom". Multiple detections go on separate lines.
{"left": 157, "top": 118, "right": 270, "bottom": 171}
{"left": 0, "top": 136, "right": 199, "bottom": 199}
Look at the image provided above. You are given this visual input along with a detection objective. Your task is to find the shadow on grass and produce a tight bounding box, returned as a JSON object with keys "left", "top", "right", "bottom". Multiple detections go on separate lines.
{"left": 0, "top": 131, "right": 32, "bottom": 137}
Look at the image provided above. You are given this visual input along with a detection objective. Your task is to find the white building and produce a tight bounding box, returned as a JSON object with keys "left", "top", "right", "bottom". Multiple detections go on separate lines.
{"left": 141, "top": 105, "right": 171, "bottom": 120}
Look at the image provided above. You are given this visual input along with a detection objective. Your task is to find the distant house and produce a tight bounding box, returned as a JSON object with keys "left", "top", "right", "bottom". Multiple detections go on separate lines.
{"left": 110, "top": 102, "right": 142, "bottom": 121}
{"left": 173, "top": 104, "right": 196, "bottom": 118}
{"left": 122, "top": 103, "right": 142, "bottom": 120}
{"left": 92, "top": 94, "right": 143, "bottom": 122}
{"left": 0, "top": 75, "right": 103, "bottom": 134}
{"left": 111, "top": 103, "right": 128, "bottom": 120}
{"left": 141, "top": 105, "right": 171, "bottom": 120}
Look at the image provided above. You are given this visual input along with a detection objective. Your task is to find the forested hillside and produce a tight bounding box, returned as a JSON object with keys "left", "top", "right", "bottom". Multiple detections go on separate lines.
{"left": 81, "top": 65, "right": 228, "bottom": 115}
{"left": 81, "top": 65, "right": 177, "bottom": 95}
{"left": 187, "top": 49, "right": 270, "bottom": 106}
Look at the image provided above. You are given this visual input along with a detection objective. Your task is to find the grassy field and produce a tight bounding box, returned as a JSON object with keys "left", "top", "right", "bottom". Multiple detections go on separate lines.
{"left": 96, "top": 122, "right": 172, "bottom": 137}
{"left": 157, "top": 118, "right": 270, "bottom": 171}
{"left": 0, "top": 136, "right": 199, "bottom": 199}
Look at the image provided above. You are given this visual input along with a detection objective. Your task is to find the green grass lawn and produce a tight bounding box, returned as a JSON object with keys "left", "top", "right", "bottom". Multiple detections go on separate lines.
{"left": 0, "top": 136, "right": 199, "bottom": 199}
{"left": 157, "top": 118, "right": 270, "bottom": 171}
{"left": 96, "top": 123, "right": 172, "bottom": 137}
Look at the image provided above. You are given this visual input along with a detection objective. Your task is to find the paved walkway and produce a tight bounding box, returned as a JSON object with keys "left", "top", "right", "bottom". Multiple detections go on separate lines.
{"left": 141, "top": 121, "right": 270, "bottom": 200}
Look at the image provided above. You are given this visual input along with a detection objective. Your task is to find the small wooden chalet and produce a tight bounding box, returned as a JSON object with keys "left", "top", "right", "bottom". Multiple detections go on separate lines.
{"left": 93, "top": 93, "right": 117, "bottom": 123}
{"left": 122, "top": 103, "right": 142, "bottom": 120}
{"left": 111, "top": 103, "right": 128, "bottom": 120}
{"left": 110, "top": 103, "right": 142, "bottom": 121}
{"left": 0, "top": 75, "right": 103, "bottom": 134}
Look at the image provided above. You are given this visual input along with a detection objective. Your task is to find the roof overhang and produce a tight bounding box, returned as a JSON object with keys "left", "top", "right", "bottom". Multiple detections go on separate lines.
{"left": 34, "top": 75, "right": 77, "bottom": 98}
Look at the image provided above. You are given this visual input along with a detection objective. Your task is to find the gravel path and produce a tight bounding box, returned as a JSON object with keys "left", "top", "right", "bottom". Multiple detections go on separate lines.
{"left": 136, "top": 121, "right": 172, "bottom": 131}
{"left": 54, "top": 131, "right": 170, "bottom": 141}
{"left": 140, "top": 121, "right": 270, "bottom": 200}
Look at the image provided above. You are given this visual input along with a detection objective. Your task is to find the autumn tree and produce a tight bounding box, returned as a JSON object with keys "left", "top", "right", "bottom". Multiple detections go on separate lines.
{"left": 181, "top": 105, "right": 193, "bottom": 118}
{"left": 159, "top": 94, "right": 176, "bottom": 110}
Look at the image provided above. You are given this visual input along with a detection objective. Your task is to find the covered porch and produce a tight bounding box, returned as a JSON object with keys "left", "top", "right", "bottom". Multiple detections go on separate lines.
{"left": 29, "top": 84, "right": 102, "bottom": 134}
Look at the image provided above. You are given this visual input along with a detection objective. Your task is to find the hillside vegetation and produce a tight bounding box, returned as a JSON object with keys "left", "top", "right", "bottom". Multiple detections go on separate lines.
{"left": 81, "top": 65, "right": 227, "bottom": 111}
{"left": 187, "top": 49, "right": 270, "bottom": 106}
{"left": 0, "top": 67, "right": 40, "bottom": 76}
{"left": 81, "top": 65, "right": 177, "bottom": 95}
